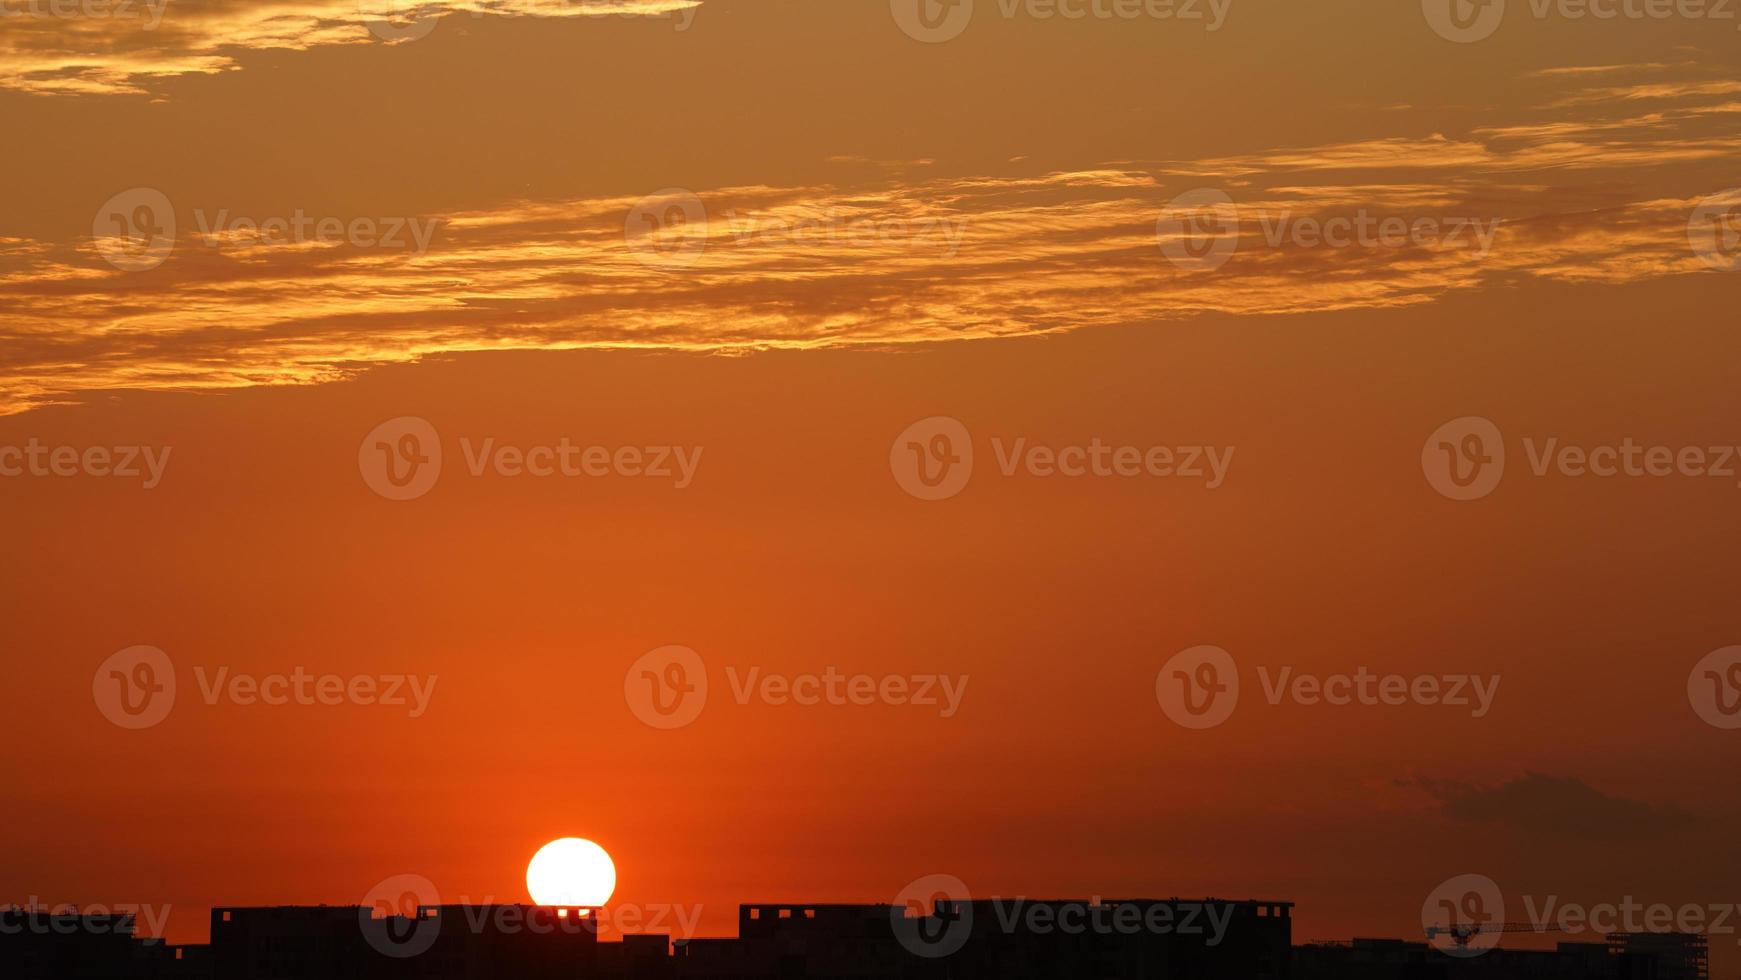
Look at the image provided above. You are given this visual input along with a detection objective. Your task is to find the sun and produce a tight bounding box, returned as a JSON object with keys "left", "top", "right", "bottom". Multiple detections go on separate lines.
{"left": 526, "top": 838, "right": 617, "bottom": 908}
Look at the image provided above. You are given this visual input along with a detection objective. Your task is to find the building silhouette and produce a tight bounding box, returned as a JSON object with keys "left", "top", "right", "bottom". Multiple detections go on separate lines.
{"left": 1, "top": 900, "right": 1712, "bottom": 979}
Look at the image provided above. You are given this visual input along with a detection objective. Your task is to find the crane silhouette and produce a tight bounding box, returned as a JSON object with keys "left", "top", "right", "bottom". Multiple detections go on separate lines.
{"left": 1426, "top": 921, "right": 1565, "bottom": 948}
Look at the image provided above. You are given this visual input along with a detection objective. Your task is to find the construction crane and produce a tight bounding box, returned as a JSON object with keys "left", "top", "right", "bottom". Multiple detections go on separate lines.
{"left": 1426, "top": 922, "right": 1565, "bottom": 949}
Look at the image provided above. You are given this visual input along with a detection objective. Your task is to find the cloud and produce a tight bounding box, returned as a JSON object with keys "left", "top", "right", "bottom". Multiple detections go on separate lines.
{"left": 0, "top": 0, "right": 700, "bottom": 95}
{"left": 1, "top": 64, "right": 1736, "bottom": 415}
{"left": 1412, "top": 773, "right": 1694, "bottom": 840}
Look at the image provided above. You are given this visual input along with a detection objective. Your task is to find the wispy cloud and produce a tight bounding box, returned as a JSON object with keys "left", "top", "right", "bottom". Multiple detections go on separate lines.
{"left": 2, "top": 66, "right": 1736, "bottom": 415}
{"left": 0, "top": 0, "right": 699, "bottom": 95}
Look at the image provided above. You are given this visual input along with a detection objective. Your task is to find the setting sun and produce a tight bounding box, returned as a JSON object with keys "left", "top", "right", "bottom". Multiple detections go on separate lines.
{"left": 526, "top": 838, "right": 617, "bottom": 908}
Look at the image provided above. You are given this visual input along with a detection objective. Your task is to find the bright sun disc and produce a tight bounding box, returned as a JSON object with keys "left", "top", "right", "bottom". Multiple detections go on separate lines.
{"left": 526, "top": 838, "right": 617, "bottom": 907}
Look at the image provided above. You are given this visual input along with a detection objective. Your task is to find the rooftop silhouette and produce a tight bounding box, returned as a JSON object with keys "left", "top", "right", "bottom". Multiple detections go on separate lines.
{"left": 0, "top": 898, "right": 1711, "bottom": 979}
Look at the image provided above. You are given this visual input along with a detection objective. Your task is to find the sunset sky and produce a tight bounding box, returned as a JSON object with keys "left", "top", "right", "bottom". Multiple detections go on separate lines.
{"left": 3, "top": 0, "right": 1739, "bottom": 970}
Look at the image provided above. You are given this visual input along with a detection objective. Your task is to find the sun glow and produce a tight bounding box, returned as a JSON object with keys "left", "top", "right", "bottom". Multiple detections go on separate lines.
{"left": 526, "top": 838, "right": 617, "bottom": 908}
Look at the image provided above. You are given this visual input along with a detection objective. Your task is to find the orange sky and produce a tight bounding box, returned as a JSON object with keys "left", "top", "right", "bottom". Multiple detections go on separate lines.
{"left": 2, "top": 0, "right": 1739, "bottom": 972}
